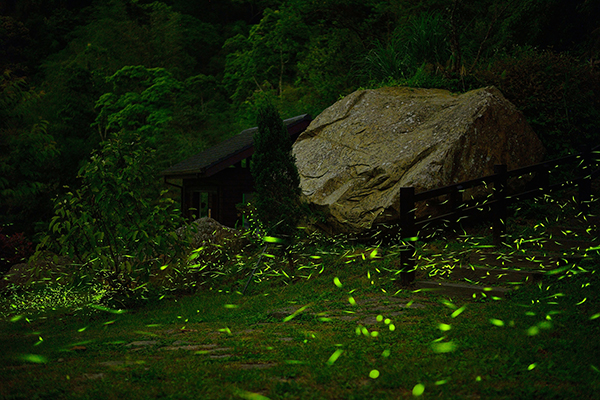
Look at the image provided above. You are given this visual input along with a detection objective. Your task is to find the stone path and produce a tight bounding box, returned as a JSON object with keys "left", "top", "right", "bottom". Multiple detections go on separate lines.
{"left": 83, "top": 294, "right": 432, "bottom": 379}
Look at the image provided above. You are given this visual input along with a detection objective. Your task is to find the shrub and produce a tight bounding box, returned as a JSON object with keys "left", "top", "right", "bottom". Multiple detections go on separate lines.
{"left": 250, "top": 103, "right": 302, "bottom": 238}
{"left": 36, "top": 133, "right": 187, "bottom": 294}
{"left": 477, "top": 46, "right": 600, "bottom": 157}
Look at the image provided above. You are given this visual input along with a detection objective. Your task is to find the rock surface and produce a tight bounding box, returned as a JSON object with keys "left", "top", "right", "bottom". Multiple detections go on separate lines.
{"left": 292, "top": 86, "right": 545, "bottom": 233}
{"left": 0, "top": 263, "right": 31, "bottom": 292}
{"left": 0, "top": 256, "right": 75, "bottom": 294}
{"left": 177, "top": 217, "right": 237, "bottom": 247}
{"left": 178, "top": 217, "right": 247, "bottom": 249}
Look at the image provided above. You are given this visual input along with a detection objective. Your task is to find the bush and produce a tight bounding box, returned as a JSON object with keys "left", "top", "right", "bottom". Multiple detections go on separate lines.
{"left": 477, "top": 46, "right": 600, "bottom": 157}
{"left": 250, "top": 103, "right": 303, "bottom": 238}
{"left": 36, "top": 133, "right": 187, "bottom": 293}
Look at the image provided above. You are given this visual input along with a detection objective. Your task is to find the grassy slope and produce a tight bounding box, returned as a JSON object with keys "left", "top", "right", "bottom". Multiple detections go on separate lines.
{"left": 1, "top": 194, "right": 600, "bottom": 399}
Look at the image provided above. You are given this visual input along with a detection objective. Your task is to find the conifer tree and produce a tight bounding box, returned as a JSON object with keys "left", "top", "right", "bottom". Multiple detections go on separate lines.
{"left": 250, "top": 103, "right": 302, "bottom": 239}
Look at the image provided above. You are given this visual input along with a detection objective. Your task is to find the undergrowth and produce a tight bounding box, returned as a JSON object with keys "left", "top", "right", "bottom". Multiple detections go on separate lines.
{"left": 0, "top": 189, "right": 599, "bottom": 399}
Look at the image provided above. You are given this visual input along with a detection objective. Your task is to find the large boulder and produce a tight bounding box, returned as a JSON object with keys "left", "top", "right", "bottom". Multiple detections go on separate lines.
{"left": 292, "top": 86, "right": 545, "bottom": 234}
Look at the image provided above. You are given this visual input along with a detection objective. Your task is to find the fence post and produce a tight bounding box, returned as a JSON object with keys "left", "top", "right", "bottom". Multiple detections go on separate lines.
{"left": 493, "top": 164, "right": 508, "bottom": 246}
{"left": 578, "top": 146, "right": 592, "bottom": 216}
{"left": 534, "top": 164, "right": 550, "bottom": 194}
{"left": 449, "top": 185, "right": 463, "bottom": 212}
{"left": 399, "top": 187, "right": 416, "bottom": 285}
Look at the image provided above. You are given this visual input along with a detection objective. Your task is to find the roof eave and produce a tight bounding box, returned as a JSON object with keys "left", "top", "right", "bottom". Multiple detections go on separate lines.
{"left": 160, "top": 113, "right": 312, "bottom": 178}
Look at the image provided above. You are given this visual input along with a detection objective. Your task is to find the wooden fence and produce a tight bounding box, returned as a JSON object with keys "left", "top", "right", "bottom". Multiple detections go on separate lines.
{"left": 366, "top": 145, "right": 600, "bottom": 285}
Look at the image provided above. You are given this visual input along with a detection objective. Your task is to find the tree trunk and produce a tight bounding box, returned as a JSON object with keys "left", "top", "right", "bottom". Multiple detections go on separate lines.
{"left": 449, "top": 0, "right": 462, "bottom": 74}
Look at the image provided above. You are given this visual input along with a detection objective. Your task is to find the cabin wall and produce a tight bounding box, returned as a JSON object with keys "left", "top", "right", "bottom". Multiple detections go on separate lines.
{"left": 182, "top": 163, "right": 254, "bottom": 228}
{"left": 173, "top": 115, "right": 312, "bottom": 229}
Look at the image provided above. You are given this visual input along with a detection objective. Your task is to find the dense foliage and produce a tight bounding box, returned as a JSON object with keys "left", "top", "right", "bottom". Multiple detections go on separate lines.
{"left": 37, "top": 133, "right": 186, "bottom": 294}
{"left": 1, "top": 3, "right": 600, "bottom": 397}
{"left": 250, "top": 103, "right": 302, "bottom": 237}
{"left": 0, "top": 73, "right": 60, "bottom": 235}
{"left": 1, "top": 0, "right": 599, "bottom": 267}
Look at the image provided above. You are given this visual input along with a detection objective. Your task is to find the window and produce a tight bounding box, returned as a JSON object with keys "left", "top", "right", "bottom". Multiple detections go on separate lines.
{"left": 191, "top": 191, "right": 210, "bottom": 219}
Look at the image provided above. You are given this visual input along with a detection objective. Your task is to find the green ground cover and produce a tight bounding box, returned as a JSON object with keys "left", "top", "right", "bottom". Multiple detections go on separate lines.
{"left": 1, "top": 194, "right": 600, "bottom": 399}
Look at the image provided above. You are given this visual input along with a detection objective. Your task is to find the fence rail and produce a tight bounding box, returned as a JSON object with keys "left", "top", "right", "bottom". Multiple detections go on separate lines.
{"left": 368, "top": 145, "right": 600, "bottom": 285}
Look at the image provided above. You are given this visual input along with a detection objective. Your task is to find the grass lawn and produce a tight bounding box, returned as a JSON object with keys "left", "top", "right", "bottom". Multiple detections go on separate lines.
{"left": 1, "top": 195, "right": 600, "bottom": 399}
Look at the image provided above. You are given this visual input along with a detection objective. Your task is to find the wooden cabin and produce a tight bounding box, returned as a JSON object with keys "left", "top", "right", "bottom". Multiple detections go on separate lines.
{"left": 161, "top": 114, "right": 312, "bottom": 228}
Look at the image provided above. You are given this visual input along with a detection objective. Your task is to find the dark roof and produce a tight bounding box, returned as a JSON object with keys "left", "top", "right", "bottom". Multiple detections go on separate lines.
{"left": 161, "top": 114, "right": 311, "bottom": 178}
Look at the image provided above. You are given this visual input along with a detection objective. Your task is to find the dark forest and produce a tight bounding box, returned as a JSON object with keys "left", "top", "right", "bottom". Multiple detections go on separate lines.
{"left": 2, "top": 0, "right": 600, "bottom": 241}
{"left": 2, "top": 2, "right": 600, "bottom": 398}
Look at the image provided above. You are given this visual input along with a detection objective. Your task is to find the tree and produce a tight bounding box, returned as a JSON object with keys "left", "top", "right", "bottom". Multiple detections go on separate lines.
{"left": 361, "top": 11, "right": 451, "bottom": 84}
{"left": 93, "top": 65, "right": 221, "bottom": 171}
{"left": 0, "top": 15, "right": 33, "bottom": 77}
{"left": 38, "top": 132, "right": 186, "bottom": 302}
{"left": 0, "top": 72, "right": 60, "bottom": 235}
{"left": 41, "top": 0, "right": 196, "bottom": 80}
{"left": 223, "top": 7, "right": 309, "bottom": 104}
{"left": 250, "top": 103, "right": 302, "bottom": 239}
